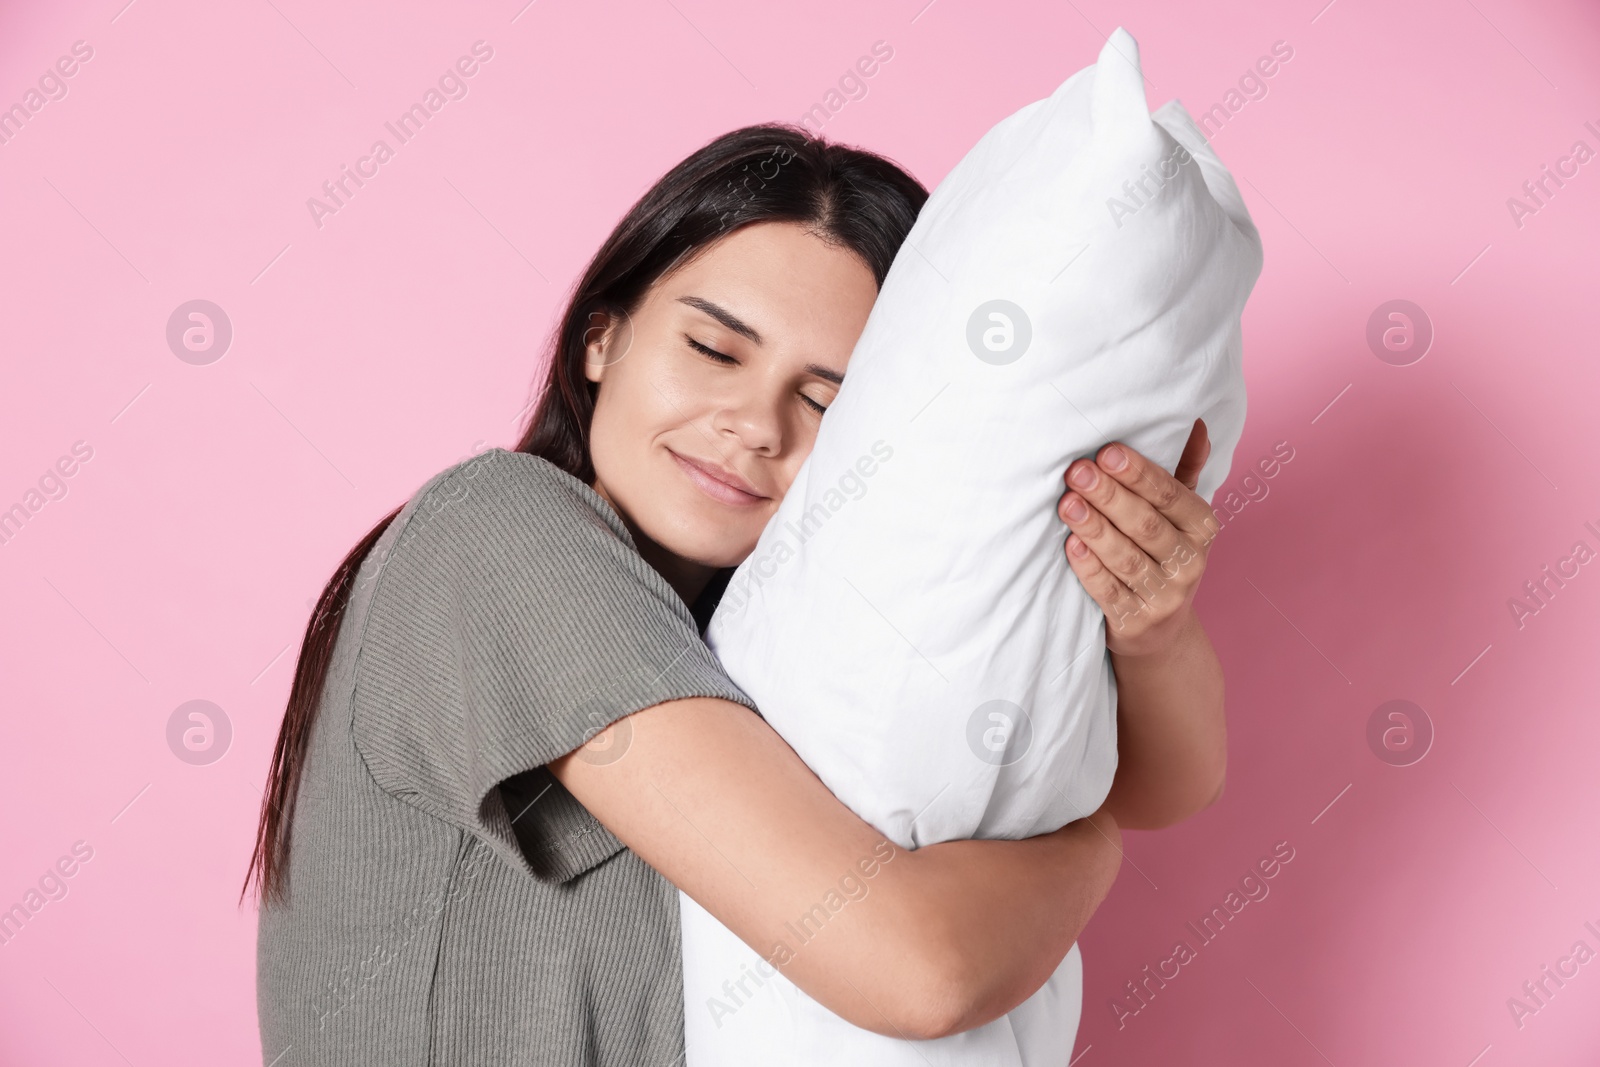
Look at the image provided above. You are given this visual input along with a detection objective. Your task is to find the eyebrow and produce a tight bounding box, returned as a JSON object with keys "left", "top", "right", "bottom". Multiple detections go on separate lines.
{"left": 678, "top": 296, "right": 763, "bottom": 345}
{"left": 677, "top": 295, "right": 846, "bottom": 386}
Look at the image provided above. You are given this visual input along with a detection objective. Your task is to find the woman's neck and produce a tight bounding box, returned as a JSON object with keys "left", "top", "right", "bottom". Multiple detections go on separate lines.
{"left": 591, "top": 478, "right": 716, "bottom": 608}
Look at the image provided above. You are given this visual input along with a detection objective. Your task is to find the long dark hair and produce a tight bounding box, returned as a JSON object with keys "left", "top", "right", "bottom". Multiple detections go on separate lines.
{"left": 244, "top": 122, "right": 929, "bottom": 905}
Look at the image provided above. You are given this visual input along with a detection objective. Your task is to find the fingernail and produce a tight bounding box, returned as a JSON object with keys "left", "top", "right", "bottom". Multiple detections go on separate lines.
{"left": 1069, "top": 464, "right": 1097, "bottom": 489}
{"left": 1101, "top": 446, "right": 1127, "bottom": 471}
{"left": 1065, "top": 496, "right": 1088, "bottom": 521}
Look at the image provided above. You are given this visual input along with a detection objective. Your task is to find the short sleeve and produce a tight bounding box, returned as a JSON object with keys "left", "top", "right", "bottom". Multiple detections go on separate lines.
{"left": 349, "top": 448, "right": 759, "bottom": 883}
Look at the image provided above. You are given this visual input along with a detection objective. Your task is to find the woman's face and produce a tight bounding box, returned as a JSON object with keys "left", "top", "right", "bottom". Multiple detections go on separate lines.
{"left": 584, "top": 220, "right": 878, "bottom": 596}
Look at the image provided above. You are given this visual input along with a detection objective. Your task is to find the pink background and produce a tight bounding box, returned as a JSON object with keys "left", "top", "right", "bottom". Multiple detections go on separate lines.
{"left": 3, "top": 0, "right": 1598, "bottom": 1063}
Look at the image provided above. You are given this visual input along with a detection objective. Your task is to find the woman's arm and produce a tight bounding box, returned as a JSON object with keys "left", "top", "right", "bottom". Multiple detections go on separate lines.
{"left": 550, "top": 696, "right": 1123, "bottom": 1041}
{"left": 1057, "top": 420, "right": 1228, "bottom": 829}
{"left": 1103, "top": 609, "right": 1227, "bottom": 828}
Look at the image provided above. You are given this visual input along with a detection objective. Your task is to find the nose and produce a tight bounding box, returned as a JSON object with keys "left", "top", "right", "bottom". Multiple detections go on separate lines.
{"left": 710, "top": 383, "right": 784, "bottom": 457}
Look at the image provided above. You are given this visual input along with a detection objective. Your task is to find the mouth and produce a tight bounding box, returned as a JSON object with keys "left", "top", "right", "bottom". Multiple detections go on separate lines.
{"left": 667, "top": 449, "right": 768, "bottom": 507}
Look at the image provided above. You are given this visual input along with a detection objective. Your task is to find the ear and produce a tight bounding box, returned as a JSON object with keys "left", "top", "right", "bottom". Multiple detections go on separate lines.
{"left": 582, "top": 309, "right": 616, "bottom": 384}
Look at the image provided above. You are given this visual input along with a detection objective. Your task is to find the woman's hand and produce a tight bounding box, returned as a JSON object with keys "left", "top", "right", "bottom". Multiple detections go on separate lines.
{"left": 1056, "top": 418, "right": 1229, "bottom": 828}
{"left": 1057, "top": 418, "right": 1219, "bottom": 658}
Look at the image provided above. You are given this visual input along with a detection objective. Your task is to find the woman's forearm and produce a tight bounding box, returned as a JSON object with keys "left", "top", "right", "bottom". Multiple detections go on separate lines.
{"left": 1102, "top": 608, "right": 1227, "bottom": 829}
{"left": 891, "top": 804, "right": 1124, "bottom": 1038}
{"left": 552, "top": 695, "right": 1124, "bottom": 1040}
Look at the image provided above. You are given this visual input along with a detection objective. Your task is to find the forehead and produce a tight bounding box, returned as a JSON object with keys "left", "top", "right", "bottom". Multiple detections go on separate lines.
{"left": 650, "top": 221, "right": 878, "bottom": 352}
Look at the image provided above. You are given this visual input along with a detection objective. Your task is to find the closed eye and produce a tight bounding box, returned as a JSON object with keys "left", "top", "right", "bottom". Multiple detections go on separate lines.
{"left": 686, "top": 336, "right": 738, "bottom": 365}
{"left": 687, "top": 335, "right": 830, "bottom": 415}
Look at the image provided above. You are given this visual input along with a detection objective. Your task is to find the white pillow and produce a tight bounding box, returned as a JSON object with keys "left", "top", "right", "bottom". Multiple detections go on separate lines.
{"left": 682, "top": 27, "right": 1263, "bottom": 1066}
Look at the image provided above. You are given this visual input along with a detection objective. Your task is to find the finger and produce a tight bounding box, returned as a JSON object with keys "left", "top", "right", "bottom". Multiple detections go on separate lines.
{"left": 1063, "top": 457, "right": 1187, "bottom": 578}
{"left": 1173, "top": 418, "right": 1210, "bottom": 492}
{"left": 1092, "top": 441, "right": 1215, "bottom": 544}
{"left": 1064, "top": 532, "right": 1147, "bottom": 625}
{"left": 1059, "top": 490, "right": 1172, "bottom": 609}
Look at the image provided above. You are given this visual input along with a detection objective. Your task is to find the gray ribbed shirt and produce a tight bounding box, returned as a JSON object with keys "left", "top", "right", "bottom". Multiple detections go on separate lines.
{"left": 256, "top": 447, "right": 759, "bottom": 1066}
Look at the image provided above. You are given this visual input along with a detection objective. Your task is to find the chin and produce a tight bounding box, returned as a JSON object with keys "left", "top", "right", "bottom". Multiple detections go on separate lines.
{"left": 674, "top": 529, "right": 760, "bottom": 572}
{"left": 640, "top": 500, "right": 762, "bottom": 571}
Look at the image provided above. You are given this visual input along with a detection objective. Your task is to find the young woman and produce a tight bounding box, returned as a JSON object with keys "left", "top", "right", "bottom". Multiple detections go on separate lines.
{"left": 248, "top": 123, "right": 1227, "bottom": 1066}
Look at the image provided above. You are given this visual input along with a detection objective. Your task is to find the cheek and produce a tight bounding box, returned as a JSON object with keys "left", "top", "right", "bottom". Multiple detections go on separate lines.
{"left": 634, "top": 333, "right": 719, "bottom": 410}
{"left": 595, "top": 346, "right": 689, "bottom": 434}
{"left": 587, "top": 344, "right": 710, "bottom": 499}
{"left": 771, "top": 454, "right": 808, "bottom": 503}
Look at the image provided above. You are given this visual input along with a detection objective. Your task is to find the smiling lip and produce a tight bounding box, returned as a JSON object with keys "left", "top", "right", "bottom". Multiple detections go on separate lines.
{"left": 668, "top": 450, "right": 767, "bottom": 506}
